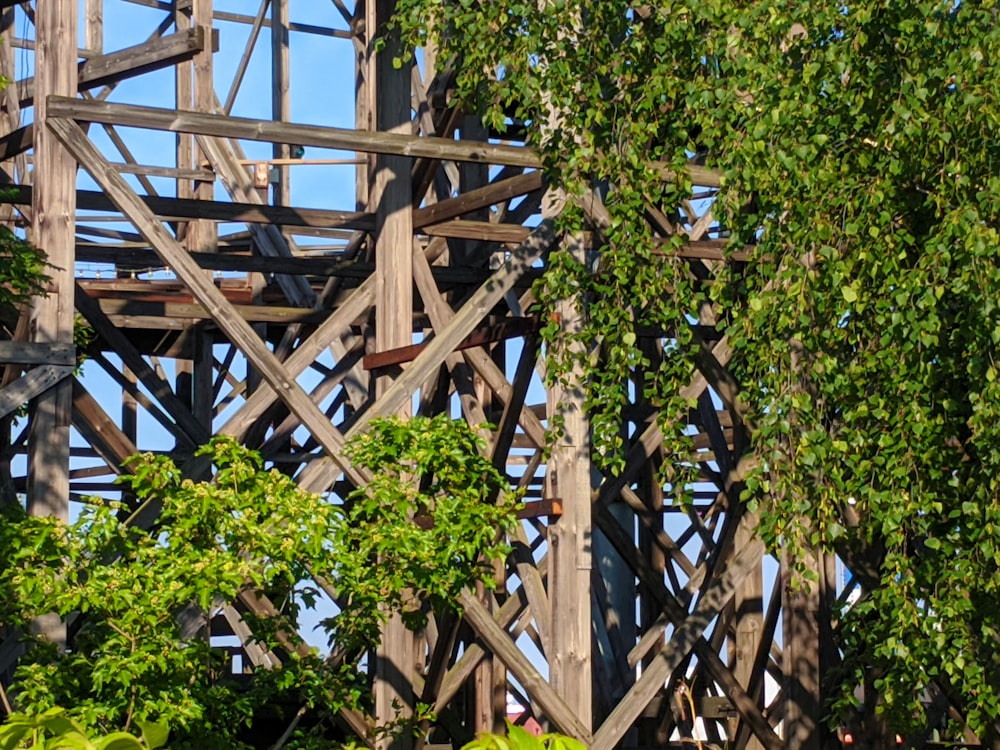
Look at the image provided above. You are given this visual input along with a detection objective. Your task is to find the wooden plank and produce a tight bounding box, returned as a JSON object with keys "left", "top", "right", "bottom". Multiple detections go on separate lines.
{"left": 45, "top": 97, "right": 722, "bottom": 185}
{"left": 371, "top": 0, "right": 417, "bottom": 741}
{"left": 270, "top": 0, "right": 291, "bottom": 207}
{"left": 0, "top": 341, "right": 75, "bottom": 365}
{"left": 50, "top": 117, "right": 368, "bottom": 488}
{"left": 70, "top": 377, "right": 138, "bottom": 473}
{"left": 2, "top": 185, "right": 376, "bottom": 232}
{"left": 0, "top": 365, "right": 73, "bottom": 419}
{"left": 411, "top": 170, "right": 543, "bottom": 227}
{"left": 85, "top": 0, "right": 102, "bottom": 55}
{"left": 26, "top": 0, "right": 76, "bottom": 656}
{"left": 17, "top": 29, "right": 209, "bottom": 107}
{"left": 94, "top": 297, "right": 331, "bottom": 325}
{"left": 548, "top": 228, "right": 593, "bottom": 730}
{"left": 197, "top": 134, "right": 317, "bottom": 307}
{"left": 591, "top": 533, "right": 766, "bottom": 750}
{"left": 28, "top": 0, "right": 76, "bottom": 524}
{"left": 0, "top": 124, "right": 32, "bottom": 162}
{"left": 74, "top": 283, "right": 211, "bottom": 446}
{"left": 363, "top": 315, "right": 539, "bottom": 371}
{"left": 459, "top": 591, "right": 593, "bottom": 744}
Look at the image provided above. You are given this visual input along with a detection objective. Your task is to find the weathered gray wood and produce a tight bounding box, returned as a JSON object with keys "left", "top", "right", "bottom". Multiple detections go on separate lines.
{"left": 70, "top": 378, "right": 138, "bottom": 474}
{"left": 197, "top": 134, "right": 317, "bottom": 307}
{"left": 85, "top": 0, "right": 102, "bottom": 54}
{"left": 548, "top": 228, "right": 593, "bottom": 730}
{"left": 0, "top": 342, "right": 75, "bottom": 366}
{"left": 45, "top": 96, "right": 721, "bottom": 185}
{"left": 0, "top": 365, "right": 73, "bottom": 419}
{"left": 75, "top": 283, "right": 211, "bottom": 446}
{"left": 412, "top": 170, "right": 543, "bottom": 228}
{"left": 50, "top": 117, "right": 367, "bottom": 488}
{"left": 26, "top": 0, "right": 76, "bottom": 657}
{"left": 28, "top": 0, "right": 76, "bottom": 524}
{"left": 18, "top": 29, "right": 209, "bottom": 107}
{"left": 370, "top": 0, "right": 417, "bottom": 741}
{"left": 295, "top": 221, "right": 553, "bottom": 494}
{"left": 591, "top": 533, "right": 766, "bottom": 750}
{"left": 459, "top": 591, "right": 593, "bottom": 744}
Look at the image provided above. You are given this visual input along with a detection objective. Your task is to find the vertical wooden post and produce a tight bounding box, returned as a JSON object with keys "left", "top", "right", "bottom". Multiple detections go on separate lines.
{"left": 28, "top": 0, "right": 77, "bottom": 645}
{"left": 191, "top": 0, "right": 214, "bottom": 428}
{"left": 734, "top": 516, "right": 764, "bottom": 750}
{"left": 0, "top": 9, "right": 26, "bottom": 201}
{"left": 176, "top": 0, "right": 214, "bottom": 433}
{"left": 354, "top": 0, "right": 373, "bottom": 213}
{"left": 85, "top": 0, "right": 103, "bottom": 55}
{"left": 271, "top": 0, "right": 290, "bottom": 206}
{"left": 370, "top": 0, "right": 416, "bottom": 746}
{"left": 782, "top": 546, "right": 835, "bottom": 750}
{"left": 547, "top": 230, "right": 593, "bottom": 733}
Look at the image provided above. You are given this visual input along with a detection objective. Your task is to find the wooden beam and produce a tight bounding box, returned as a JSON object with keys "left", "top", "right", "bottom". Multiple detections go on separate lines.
{"left": 0, "top": 341, "right": 75, "bottom": 366}
{"left": 70, "top": 377, "right": 138, "bottom": 473}
{"left": 0, "top": 124, "right": 32, "bottom": 162}
{"left": 18, "top": 29, "right": 210, "bottom": 107}
{"left": 0, "top": 185, "right": 375, "bottom": 231}
{"left": 51, "top": 117, "right": 367, "bottom": 488}
{"left": 411, "top": 170, "right": 543, "bottom": 228}
{"left": 0, "top": 365, "right": 73, "bottom": 419}
{"left": 26, "top": 0, "right": 76, "bottom": 656}
{"left": 74, "top": 283, "right": 211, "bottom": 446}
{"left": 363, "top": 315, "right": 539, "bottom": 371}
{"left": 45, "top": 97, "right": 722, "bottom": 185}
{"left": 591, "top": 531, "right": 766, "bottom": 750}
{"left": 459, "top": 591, "right": 593, "bottom": 744}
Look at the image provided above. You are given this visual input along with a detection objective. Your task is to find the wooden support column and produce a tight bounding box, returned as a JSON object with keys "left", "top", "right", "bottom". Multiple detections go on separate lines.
{"left": 370, "top": 0, "right": 416, "bottom": 746}
{"left": 27, "top": 0, "right": 77, "bottom": 646}
{"left": 271, "top": 0, "right": 290, "bottom": 206}
{"left": 85, "top": 0, "right": 102, "bottom": 55}
{"left": 782, "top": 546, "right": 837, "bottom": 750}
{"left": 547, "top": 228, "right": 593, "bottom": 733}
{"left": 175, "top": 0, "right": 215, "bottom": 433}
{"left": 734, "top": 515, "right": 764, "bottom": 750}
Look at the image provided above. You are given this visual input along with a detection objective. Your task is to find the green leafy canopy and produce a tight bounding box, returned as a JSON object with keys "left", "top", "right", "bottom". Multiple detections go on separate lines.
{"left": 392, "top": 0, "right": 1000, "bottom": 737}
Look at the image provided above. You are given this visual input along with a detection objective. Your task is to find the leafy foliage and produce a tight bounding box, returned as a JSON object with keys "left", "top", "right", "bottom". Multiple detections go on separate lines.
{"left": 0, "top": 438, "right": 356, "bottom": 744}
{"left": 461, "top": 723, "right": 585, "bottom": 750}
{"left": 393, "top": 0, "right": 1000, "bottom": 738}
{"left": 329, "top": 414, "right": 520, "bottom": 647}
{"left": 1, "top": 420, "right": 519, "bottom": 747}
{"left": 0, "top": 709, "right": 167, "bottom": 750}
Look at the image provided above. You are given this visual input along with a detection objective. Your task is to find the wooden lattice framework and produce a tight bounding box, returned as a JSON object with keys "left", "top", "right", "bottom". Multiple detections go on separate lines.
{"left": 0, "top": 2, "right": 937, "bottom": 748}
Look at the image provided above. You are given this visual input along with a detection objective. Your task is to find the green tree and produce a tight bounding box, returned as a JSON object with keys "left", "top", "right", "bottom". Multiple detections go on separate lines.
{"left": 393, "top": 0, "right": 1000, "bottom": 739}
{"left": 0, "top": 419, "right": 517, "bottom": 748}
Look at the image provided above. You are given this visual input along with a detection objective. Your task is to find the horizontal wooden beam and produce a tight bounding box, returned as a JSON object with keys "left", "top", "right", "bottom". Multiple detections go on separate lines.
{"left": 363, "top": 315, "right": 540, "bottom": 371}
{"left": 95, "top": 297, "right": 332, "bottom": 325}
{"left": 18, "top": 29, "right": 210, "bottom": 107}
{"left": 0, "top": 185, "right": 375, "bottom": 231}
{"left": 0, "top": 341, "right": 75, "bottom": 366}
{"left": 45, "top": 97, "right": 721, "bottom": 185}
{"left": 76, "top": 246, "right": 539, "bottom": 289}
{"left": 119, "top": 0, "right": 350, "bottom": 38}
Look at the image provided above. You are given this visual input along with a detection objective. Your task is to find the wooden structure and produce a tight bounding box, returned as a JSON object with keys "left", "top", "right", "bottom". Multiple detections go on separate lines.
{"left": 0, "top": 2, "right": 869, "bottom": 748}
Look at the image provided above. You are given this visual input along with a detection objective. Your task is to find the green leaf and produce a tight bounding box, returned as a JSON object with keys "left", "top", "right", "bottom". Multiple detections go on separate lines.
{"left": 136, "top": 722, "right": 169, "bottom": 750}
